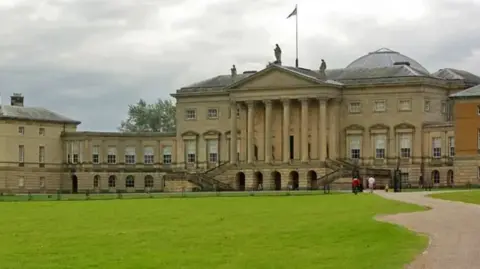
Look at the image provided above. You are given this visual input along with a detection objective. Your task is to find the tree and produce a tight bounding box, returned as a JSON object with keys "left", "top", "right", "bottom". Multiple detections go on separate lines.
{"left": 119, "top": 98, "right": 176, "bottom": 132}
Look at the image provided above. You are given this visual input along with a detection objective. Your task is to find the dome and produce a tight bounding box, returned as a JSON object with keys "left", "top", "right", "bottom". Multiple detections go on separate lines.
{"left": 345, "top": 48, "right": 429, "bottom": 74}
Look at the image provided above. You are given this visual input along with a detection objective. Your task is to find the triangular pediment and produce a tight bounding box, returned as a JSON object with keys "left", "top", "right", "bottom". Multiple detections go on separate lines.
{"left": 227, "top": 65, "right": 333, "bottom": 90}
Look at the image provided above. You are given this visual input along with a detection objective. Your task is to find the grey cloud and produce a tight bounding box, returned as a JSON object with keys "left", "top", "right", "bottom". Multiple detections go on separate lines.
{"left": 0, "top": 0, "right": 479, "bottom": 131}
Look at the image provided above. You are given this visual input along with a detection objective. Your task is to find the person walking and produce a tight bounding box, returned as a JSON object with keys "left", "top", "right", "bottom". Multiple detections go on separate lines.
{"left": 368, "top": 176, "right": 375, "bottom": 193}
{"left": 352, "top": 177, "right": 360, "bottom": 195}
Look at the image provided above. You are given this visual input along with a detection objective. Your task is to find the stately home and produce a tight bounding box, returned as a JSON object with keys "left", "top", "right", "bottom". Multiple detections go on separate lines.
{"left": 2, "top": 47, "right": 480, "bottom": 193}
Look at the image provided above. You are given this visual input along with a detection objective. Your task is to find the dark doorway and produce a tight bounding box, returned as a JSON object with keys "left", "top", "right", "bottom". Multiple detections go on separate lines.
{"left": 289, "top": 171, "right": 299, "bottom": 190}
{"left": 432, "top": 170, "right": 440, "bottom": 185}
{"left": 272, "top": 171, "right": 282, "bottom": 190}
{"left": 447, "top": 170, "right": 454, "bottom": 187}
{"left": 236, "top": 172, "right": 246, "bottom": 191}
{"left": 254, "top": 171, "right": 263, "bottom": 190}
{"left": 72, "top": 175, "right": 78, "bottom": 193}
{"left": 289, "top": 135, "right": 294, "bottom": 160}
{"left": 307, "top": 170, "right": 318, "bottom": 190}
{"left": 254, "top": 145, "right": 258, "bottom": 161}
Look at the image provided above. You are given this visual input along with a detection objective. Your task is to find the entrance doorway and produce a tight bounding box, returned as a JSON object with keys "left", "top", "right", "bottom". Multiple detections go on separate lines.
{"left": 254, "top": 171, "right": 263, "bottom": 190}
{"left": 236, "top": 172, "right": 246, "bottom": 191}
{"left": 72, "top": 175, "right": 78, "bottom": 193}
{"left": 289, "top": 171, "right": 299, "bottom": 190}
{"left": 272, "top": 171, "right": 282, "bottom": 190}
{"left": 289, "top": 135, "right": 294, "bottom": 160}
{"left": 307, "top": 170, "right": 318, "bottom": 190}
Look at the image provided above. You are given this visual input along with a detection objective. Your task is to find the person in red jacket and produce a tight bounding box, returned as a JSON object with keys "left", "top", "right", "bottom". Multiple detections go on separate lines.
{"left": 352, "top": 177, "right": 360, "bottom": 195}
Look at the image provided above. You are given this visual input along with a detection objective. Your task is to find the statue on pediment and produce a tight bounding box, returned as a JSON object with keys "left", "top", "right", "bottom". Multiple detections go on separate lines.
{"left": 231, "top": 65, "right": 237, "bottom": 77}
{"left": 274, "top": 44, "right": 282, "bottom": 65}
{"left": 319, "top": 59, "right": 327, "bottom": 79}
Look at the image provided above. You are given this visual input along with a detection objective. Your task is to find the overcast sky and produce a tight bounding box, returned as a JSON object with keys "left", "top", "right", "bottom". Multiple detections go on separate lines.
{"left": 1, "top": 0, "right": 479, "bottom": 131}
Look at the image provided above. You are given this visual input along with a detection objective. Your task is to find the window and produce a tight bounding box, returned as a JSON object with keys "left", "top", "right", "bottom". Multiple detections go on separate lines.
{"left": 39, "top": 146, "right": 45, "bottom": 163}
{"left": 477, "top": 105, "right": 480, "bottom": 115}
{"left": 18, "top": 145, "right": 24, "bottom": 163}
{"left": 236, "top": 108, "right": 240, "bottom": 117}
{"left": 398, "top": 99, "right": 411, "bottom": 111}
{"left": 108, "top": 175, "right": 116, "bottom": 188}
{"left": 125, "top": 147, "right": 136, "bottom": 164}
{"left": 432, "top": 137, "right": 441, "bottom": 158}
{"left": 185, "top": 109, "right": 196, "bottom": 120}
{"left": 93, "top": 175, "right": 100, "bottom": 188}
{"left": 144, "top": 175, "right": 154, "bottom": 188}
{"left": 39, "top": 128, "right": 45, "bottom": 136}
{"left": 399, "top": 134, "right": 411, "bottom": 158}
{"left": 349, "top": 136, "right": 361, "bottom": 159}
{"left": 374, "top": 100, "right": 386, "bottom": 112}
{"left": 163, "top": 145, "right": 172, "bottom": 164}
{"left": 125, "top": 175, "right": 135, "bottom": 188}
{"left": 18, "top": 126, "right": 24, "bottom": 135}
{"left": 375, "top": 134, "right": 386, "bottom": 159}
{"left": 144, "top": 146, "right": 154, "bottom": 164}
{"left": 441, "top": 102, "right": 447, "bottom": 114}
{"left": 186, "top": 140, "right": 196, "bottom": 164}
{"left": 207, "top": 108, "right": 218, "bottom": 119}
{"left": 348, "top": 102, "right": 361, "bottom": 113}
{"left": 424, "top": 100, "right": 430, "bottom": 112}
{"left": 72, "top": 142, "right": 79, "bottom": 164}
{"left": 40, "top": 177, "right": 45, "bottom": 189}
{"left": 92, "top": 145, "right": 100, "bottom": 164}
{"left": 18, "top": 176, "right": 25, "bottom": 188}
{"left": 478, "top": 129, "right": 480, "bottom": 151}
{"left": 107, "top": 147, "right": 117, "bottom": 164}
{"left": 448, "top": 137, "right": 455, "bottom": 157}
{"left": 207, "top": 140, "right": 218, "bottom": 163}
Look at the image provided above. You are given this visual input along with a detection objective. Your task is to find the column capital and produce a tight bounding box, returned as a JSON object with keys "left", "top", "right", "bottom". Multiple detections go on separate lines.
{"left": 317, "top": 98, "right": 327, "bottom": 104}
{"left": 246, "top": 100, "right": 255, "bottom": 108}
{"left": 229, "top": 99, "right": 237, "bottom": 106}
{"left": 263, "top": 99, "right": 273, "bottom": 106}
{"left": 299, "top": 97, "right": 309, "bottom": 104}
{"left": 281, "top": 98, "right": 290, "bottom": 106}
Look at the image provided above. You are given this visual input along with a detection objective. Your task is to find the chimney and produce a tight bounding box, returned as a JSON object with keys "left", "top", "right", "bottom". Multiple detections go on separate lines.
{"left": 11, "top": 93, "right": 24, "bottom": 107}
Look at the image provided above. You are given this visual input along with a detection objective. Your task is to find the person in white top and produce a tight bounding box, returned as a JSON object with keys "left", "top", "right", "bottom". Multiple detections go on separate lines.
{"left": 368, "top": 176, "right": 375, "bottom": 193}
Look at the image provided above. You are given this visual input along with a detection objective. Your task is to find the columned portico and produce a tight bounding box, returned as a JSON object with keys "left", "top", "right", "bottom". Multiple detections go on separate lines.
{"left": 282, "top": 99, "right": 290, "bottom": 163}
{"left": 319, "top": 99, "right": 327, "bottom": 161}
{"left": 247, "top": 101, "right": 255, "bottom": 164}
{"left": 230, "top": 101, "right": 238, "bottom": 164}
{"left": 264, "top": 100, "right": 273, "bottom": 164}
{"left": 300, "top": 98, "right": 309, "bottom": 162}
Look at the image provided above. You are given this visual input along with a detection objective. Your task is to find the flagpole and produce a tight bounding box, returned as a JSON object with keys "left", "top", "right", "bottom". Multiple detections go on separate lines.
{"left": 295, "top": 4, "right": 299, "bottom": 68}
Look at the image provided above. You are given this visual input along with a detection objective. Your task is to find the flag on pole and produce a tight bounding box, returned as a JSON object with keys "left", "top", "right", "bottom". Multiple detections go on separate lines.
{"left": 287, "top": 5, "right": 297, "bottom": 19}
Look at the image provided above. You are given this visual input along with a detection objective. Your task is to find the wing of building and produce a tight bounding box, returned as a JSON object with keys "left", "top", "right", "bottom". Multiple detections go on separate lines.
{"left": 2, "top": 47, "right": 480, "bottom": 194}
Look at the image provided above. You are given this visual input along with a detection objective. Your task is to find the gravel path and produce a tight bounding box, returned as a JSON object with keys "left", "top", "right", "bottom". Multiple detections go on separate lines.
{"left": 375, "top": 191, "right": 480, "bottom": 269}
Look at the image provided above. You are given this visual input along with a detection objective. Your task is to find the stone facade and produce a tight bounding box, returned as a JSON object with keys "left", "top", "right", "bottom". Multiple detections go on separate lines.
{"left": 1, "top": 48, "right": 480, "bottom": 193}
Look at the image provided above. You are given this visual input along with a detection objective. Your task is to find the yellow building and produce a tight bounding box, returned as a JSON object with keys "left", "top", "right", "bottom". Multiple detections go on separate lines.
{"left": 2, "top": 48, "right": 480, "bottom": 193}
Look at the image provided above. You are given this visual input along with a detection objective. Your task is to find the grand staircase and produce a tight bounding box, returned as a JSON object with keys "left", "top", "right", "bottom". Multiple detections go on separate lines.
{"left": 187, "top": 162, "right": 235, "bottom": 191}
{"left": 317, "top": 159, "right": 393, "bottom": 190}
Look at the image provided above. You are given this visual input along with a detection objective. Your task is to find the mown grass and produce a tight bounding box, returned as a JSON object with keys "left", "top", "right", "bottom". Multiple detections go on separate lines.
{"left": 0, "top": 194, "right": 427, "bottom": 269}
{"left": 430, "top": 190, "right": 480, "bottom": 205}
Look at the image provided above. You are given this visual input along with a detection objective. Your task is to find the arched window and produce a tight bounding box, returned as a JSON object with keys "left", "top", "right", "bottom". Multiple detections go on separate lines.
{"left": 125, "top": 175, "right": 135, "bottom": 188}
{"left": 93, "top": 175, "right": 100, "bottom": 188}
{"left": 144, "top": 175, "right": 154, "bottom": 188}
{"left": 108, "top": 175, "right": 116, "bottom": 188}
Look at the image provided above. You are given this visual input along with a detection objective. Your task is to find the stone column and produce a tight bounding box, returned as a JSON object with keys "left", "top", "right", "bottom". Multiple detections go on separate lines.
{"left": 247, "top": 101, "right": 255, "bottom": 164}
{"left": 282, "top": 99, "right": 290, "bottom": 163}
{"left": 319, "top": 99, "right": 327, "bottom": 161}
{"left": 300, "top": 98, "right": 309, "bottom": 162}
{"left": 264, "top": 100, "right": 273, "bottom": 164}
{"left": 230, "top": 101, "right": 237, "bottom": 164}
{"left": 329, "top": 99, "right": 340, "bottom": 159}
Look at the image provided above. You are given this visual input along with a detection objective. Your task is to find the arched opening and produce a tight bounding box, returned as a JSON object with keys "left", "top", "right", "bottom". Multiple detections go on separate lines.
{"left": 307, "top": 170, "right": 318, "bottom": 190}
{"left": 289, "top": 171, "right": 299, "bottom": 190}
{"left": 447, "top": 170, "right": 454, "bottom": 187}
{"left": 125, "top": 175, "right": 135, "bottom": 188}
{"left": 108, "top": 175, "right": 116, "bottom": 188}
{"left": 71, "top": 175, "right": 78, "bottom": 193}
{"left": 236, "top": 172, "right": 246, "bottom": 191}
{"left": 271, "top": 171, "right": 281, "bottom": 191}
{"left": 432, "top": 170, "right": 440, "bottom": 185}
{"left": 93, "top": 175, "right": 100, "bottom": 189}
{"left": 144, "top": 175, "right": 154, "bottom": 189}
{"left": 254, "top": 171, "right": 263, "bottom": 190}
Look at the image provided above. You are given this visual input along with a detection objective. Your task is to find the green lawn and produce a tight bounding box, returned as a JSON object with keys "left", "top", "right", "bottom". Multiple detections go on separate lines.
{"left": 430, "top": 190, "right": 480, "bottom": 204}
{"left": 0, "top": 194, "right": 427, "bottom": 269}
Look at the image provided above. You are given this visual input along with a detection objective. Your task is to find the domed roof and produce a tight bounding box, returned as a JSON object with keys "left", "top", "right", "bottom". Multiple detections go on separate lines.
{"left": 345, "top": 48, "right": 429, "bottom": 74}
